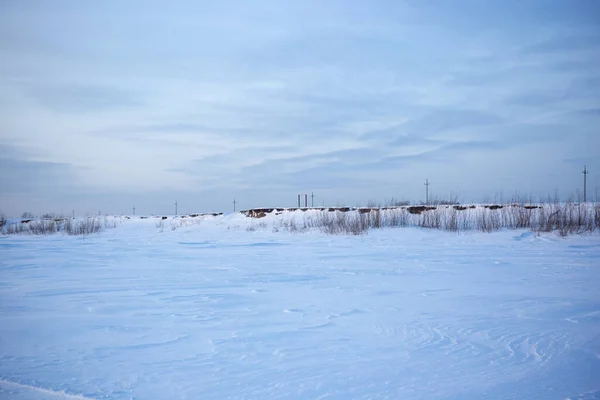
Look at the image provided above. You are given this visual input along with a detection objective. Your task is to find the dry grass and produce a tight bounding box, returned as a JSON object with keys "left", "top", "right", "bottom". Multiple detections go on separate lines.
{"left": 2, "top": 217, "right": 119, "bottom": 236}
{"left": 274, "top": 198, "right": 600, "bottom": 237}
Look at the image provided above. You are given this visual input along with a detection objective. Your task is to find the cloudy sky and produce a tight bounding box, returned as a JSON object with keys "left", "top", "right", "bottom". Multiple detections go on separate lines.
{"left": 1, "top": 0, "right": 599, "bottom": 216}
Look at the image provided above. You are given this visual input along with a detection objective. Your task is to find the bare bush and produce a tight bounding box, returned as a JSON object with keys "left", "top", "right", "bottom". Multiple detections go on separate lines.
{"left": 317, "top": 211, "right": 368, "bottom": 235}
{"left": 371, "top": 209, "right": 382, "bottom": 228}
{"left": 387, "top": 198, "right": 410, "bottom": 207}
{"left": 247, "top": 222, "right": 267, "bottom": 232}
{"left": 445, "top": 208, "right": 459, "bottom": 232}
{"left": 289, "top": 194, "right": 599, "bottom": 237}
{"left": 475, "top": 208, "right": 501, "bottom": 233}
{"left": 383, "top": 208, "right": 409, "bottom": 227}
{"left": 282, "top": 219, "right": 308, "bottom": 234}
{"left": 530, "top": 196, "right": 595, "bottom": 236}
{"left": 419, "top": 208, "right": 442, "bottom": 229}
{"left": 103, "top": 217, "right": 119, "bottom": 229}
{"left": 65, "top": 218, "right": 102, "bottom": 235}
{"left": 2, "top": 216, "right": 112, "bottom": 236}
{"left": 429, "top": 196, "right": 459, "bottom": 206}
{"left": 5, "top": 223, "right": 27, "bottom": 234}
{"left": 503, "top": 205, "right": 532, "bottom": 229}
{"left": 29, "top": 220, "right": 58, "bottom": 235}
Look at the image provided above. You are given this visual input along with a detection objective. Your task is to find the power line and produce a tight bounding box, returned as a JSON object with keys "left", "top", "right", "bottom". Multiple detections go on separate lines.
{"left": 583, "top": 165, "right": 589, "bottom": 203}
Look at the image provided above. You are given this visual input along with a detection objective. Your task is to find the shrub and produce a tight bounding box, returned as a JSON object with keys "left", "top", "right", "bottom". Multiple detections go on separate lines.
{"left": 429, "top": 197, "right": 459, "bottom": 206}
{"left": 475, "top": 208, "right": 501, "bottom": 233}
{"left": 246, "top": 222, "right": 267, "bottom": 232}
{"left": 5, "top": 223, "right": 26, "bottom": 234}
{"left": 29, "top": 220, "right": 58, "bottom": 235}
{"left": 445, "top": 208, "right": 458, "bottom": 232}
{"left": 316, "top": 211, "right": 368, "bottom": 235}
{"left": 289, "top": 195, "right": 599, "bottom": 237}
{"left": 65, "top": 217, "right": 102, "bottom": 235}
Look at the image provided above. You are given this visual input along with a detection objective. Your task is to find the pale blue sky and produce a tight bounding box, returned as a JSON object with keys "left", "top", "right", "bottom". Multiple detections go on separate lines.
{"left": 1, "top": 0, "right": 599, "bottom": 216}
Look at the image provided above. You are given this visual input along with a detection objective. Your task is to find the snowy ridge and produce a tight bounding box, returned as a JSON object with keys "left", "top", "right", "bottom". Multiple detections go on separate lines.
{"left": 3, "top": 202, "right": 598, "bottom": 236}
{"left": 0, "top": 378, "right": 94, "bottom": 399}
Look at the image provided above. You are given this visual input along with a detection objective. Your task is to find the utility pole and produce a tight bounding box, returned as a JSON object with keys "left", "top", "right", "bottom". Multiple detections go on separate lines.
{"left": 424, "top": 179, "right": 430, "bottom": 205}
{"left": 72, "top": 210, "right": 74, "bottom": 218}
{"left": 310, "top": 192, "right": 316, "bottom": 207}
{"left": 583, "top": 165, "right": 588, "bottom": 203}
{"left": 174, "top": 201, "right": 178, "bottom": 216}
{"left": 133, "top": 206, "right": 135, "bottom": 216}
{"left": 233, "top": 198, "right": 237, "bottom": 212}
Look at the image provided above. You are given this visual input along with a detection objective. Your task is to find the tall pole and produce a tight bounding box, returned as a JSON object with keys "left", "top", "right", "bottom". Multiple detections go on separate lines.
{"left": 298, "top": 194, "right": 301, "bottom": 208}
{"left": 72, "top": 210, "right": 74, "bottom": 218}
{"left": 174, "top": 201, "right": 178, "bottom": 216}
{"left": 583, "top": 165, "right": 588, "bottom": 203}
{"left": 133, "top": 206, "right": 135, "bottom": 216}
{"left": 311, "top": 192, "right": 315, "bottom": 207}
{"left": 233, "top": 198, "right": 237, "bottom": 212}
{"left": 305, "top": 194, "right": 308, "bottom": 208}
{"left": 424, "top": 179, "right": 430, "bottom": 205}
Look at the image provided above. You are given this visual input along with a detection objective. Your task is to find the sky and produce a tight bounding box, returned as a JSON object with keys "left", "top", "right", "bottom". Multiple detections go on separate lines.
{"left": 0, "top": 0, "right": 599, "bottom": 216}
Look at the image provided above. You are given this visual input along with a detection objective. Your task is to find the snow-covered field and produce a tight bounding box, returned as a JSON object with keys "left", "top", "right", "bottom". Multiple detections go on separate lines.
{"left": 1, "top": 214, "right": 599, "bottom": 399}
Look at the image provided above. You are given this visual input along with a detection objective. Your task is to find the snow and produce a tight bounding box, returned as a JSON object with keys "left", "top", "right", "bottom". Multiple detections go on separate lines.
{"left": 1, "top": 214, "right": 599, "bottom": 399}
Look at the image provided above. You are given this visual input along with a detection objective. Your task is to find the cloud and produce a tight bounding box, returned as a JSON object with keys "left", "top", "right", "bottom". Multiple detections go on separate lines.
{"left": 504, "top": 90, "right": 567, "bottom": 107}
{"left": 562, "top": 157, "right": 597, "bottom": 166}
{"left": 0, "top": 145, "right": 82, "bottom": 195}
{"left": 0, "top": 0, "right": 599, "bottom": 213}
{"left": 225, "top": 138, "right": 511, "bottom": 195}
{"left": 574, "top": 108, "right": 600, "bottom": 116}
{"left": 519, "top": 35, "right": 600, "bottom": 55}
{"left": 21, "top": 82, "right": 142, "bottom": 113}
{"left": 360, "top": 109, "right": 505, "bottom": 144}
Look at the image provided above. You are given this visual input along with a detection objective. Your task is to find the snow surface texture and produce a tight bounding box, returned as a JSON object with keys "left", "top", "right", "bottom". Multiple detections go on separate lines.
{"left": 1, "top": 214, "right": 599, "bottom": 399}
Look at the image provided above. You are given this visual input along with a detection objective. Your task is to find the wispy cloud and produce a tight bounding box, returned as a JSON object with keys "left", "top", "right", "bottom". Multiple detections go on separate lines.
{"left": 0, "top": 145, "right": 81, "bottom": 194}
{"left": 20, "top": 82, "right": 142, "bottom": 113}
{"left": 0, "top": 0, "right": 599, "bottom": 214}
{"left": 519, "top": 35, "right": 600, "bottom": 55}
